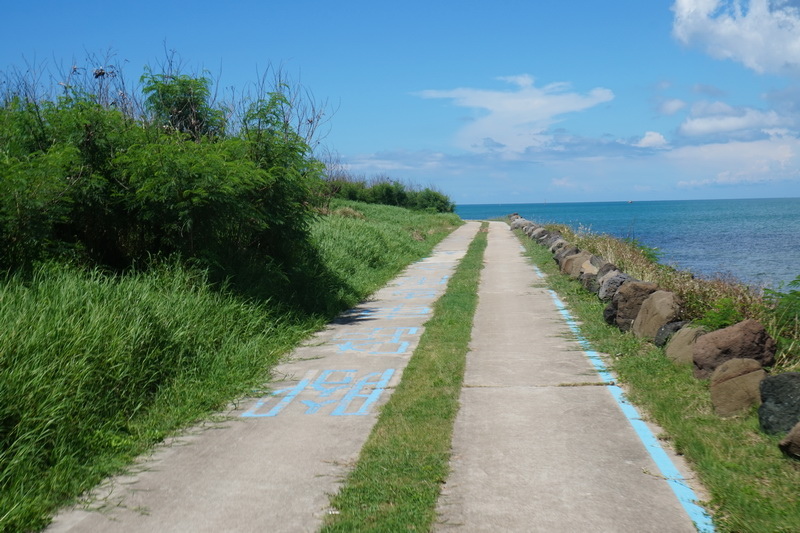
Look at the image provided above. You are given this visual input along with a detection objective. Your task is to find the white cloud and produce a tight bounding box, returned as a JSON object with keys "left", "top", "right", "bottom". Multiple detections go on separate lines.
{"left": 678, "top": 103, "right": 788, "bottom": 136}
{"left": 669, "top": 136, "right": 800, "bottom": 186}
{"left": 416, "top": 75, "right": 613, "bottom": 155}
{"left": 659, "top": 98, "right": 687, "bottom": 115}
{"left": 673, "top": 0, "right": 800, "bottom": 75}
{"left": 636, "top": 131, "right": 670, "bottom": 148}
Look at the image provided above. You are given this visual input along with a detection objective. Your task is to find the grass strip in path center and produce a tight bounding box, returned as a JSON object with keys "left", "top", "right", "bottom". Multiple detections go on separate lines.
{"left": 322, "top": 223, "right": 488, "bottom": 532}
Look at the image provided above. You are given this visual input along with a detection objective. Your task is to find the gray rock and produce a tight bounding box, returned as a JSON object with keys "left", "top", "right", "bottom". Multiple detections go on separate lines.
{"left": 561, "top": 251, "right": 594, "bottom": 278}
{"left": 710, "top": 358, "right": 766, "bottom": 417}
{"left": 598, "top": 272, "right": 632, "bottom": 302}
{"left": 758, "top": 372, "right": 800, "bottom": 435}
{"left": 510, "top": 218, "right": 529, "bottom": 230}
{"left": 632, "top": 291, "right": 682, "bottom": 341}
{"left": 664, "top": 326, "right": 705, "bottom": 365}
{"left": 607, "top": 281, "right": 659, "bottom": 332}
{"left": 693, "top": 319, "right": 777, "bottom": 379}
{"left": 654, "top": 321, "right": 689, "bottom": 347}
{"left": 554, "top": 246, "right": 580, "bottom": 266}
{"left": 543, "top": 233, "right": 564, "bottom": 247}
{"left": 531, "top": 228, "right": 547, "bottom": 240}
{"left": 549, "top": 238, "right": 568, "bottom": 254}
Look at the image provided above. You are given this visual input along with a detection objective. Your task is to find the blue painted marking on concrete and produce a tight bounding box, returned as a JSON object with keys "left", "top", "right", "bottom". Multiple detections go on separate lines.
{"left": 331, "top": 369, "right": 395, "bottom": 416}
{"left": 335, "top": 327, "right": 419, "bottom": 355}
{"left": 393, "top": 289, "right": 439, "bottom": 300}
{"left": 241, "top": 369, "right": 396, "bottom": 417}
{"left": 547, "top": 290, "right": 715, "bottom": 532}
{"left": 241, "top": 374, "right": 314, "bottom": 417}
{"left": 357, "top": 305, "right": 431, "bottom": 320}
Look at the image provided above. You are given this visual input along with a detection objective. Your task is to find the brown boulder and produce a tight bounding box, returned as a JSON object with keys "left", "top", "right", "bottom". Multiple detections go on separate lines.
{"left": 709, "top": 358, "right": 766, "bottom": 417}
{"left": 664, "top": 326, "right": 705, "bottom": 365}
{"left": 561, "top": 251, "right": 594, "bottom": 278}
{"left": 693, "top": 319, "right": 776, "bottom": 379}
{"left": 632, "top": 291, "right": 682, "bottom": 341}
{"left": 607, "top": 281, "right": 659, "bottom": 332}
{"left": 779, "top": 422, "right": 800, "bottom": 459}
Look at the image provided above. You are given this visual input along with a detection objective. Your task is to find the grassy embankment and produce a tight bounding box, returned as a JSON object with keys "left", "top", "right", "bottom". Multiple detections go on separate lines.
{"left": 515, "top": 225, "right": 800, "bottom": 533}
{"left": 323, "top": 222, "right": 487, "bottom": 532}
{"left": 0, "top": 200, "right": 460, "bottom": 532}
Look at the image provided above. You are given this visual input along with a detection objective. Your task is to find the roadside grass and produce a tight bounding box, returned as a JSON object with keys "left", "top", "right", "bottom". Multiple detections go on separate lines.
{"left": 0, "top": 201, "right": 460, "bottom": 532}
{"left": 516, "top": 229, "right": 800, "bottom": 533}
{"left": 322, "top": 223, "right": 488, "bottom": 532}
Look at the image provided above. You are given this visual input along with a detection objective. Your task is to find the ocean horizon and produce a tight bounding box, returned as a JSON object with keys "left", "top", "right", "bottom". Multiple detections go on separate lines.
{"left": 455, "top": 197, "right": 800, "bottom": 291}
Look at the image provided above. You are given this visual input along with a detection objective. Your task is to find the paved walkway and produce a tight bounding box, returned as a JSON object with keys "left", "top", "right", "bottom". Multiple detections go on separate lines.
{"left": 48, "top": 220, "right": 711, "bottom": 532}
{"left": 47, "top": 222, "right": 481, "bottom": 533}
{"left": 436, "top": 221, "right": 708, "bottom": 532}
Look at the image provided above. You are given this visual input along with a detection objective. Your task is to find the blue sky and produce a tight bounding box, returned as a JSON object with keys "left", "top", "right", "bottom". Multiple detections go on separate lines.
{"left": 4, "top": 0, "right": 800, "bottom": 204}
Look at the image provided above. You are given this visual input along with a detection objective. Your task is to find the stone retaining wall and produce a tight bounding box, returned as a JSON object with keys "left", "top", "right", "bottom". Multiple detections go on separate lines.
{"left": 509, "top": 214, "right": 800, "bottom": 459}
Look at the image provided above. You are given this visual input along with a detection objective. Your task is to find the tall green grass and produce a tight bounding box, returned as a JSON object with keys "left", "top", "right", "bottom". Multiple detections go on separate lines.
{"left": 0, "top": 201, "right": 461, "bottom": 532}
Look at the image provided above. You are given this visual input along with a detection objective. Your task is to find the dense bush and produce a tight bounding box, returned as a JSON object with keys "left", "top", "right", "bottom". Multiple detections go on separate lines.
{"left": 0, "top": 65, "right": 325, "bottom": 301}
{"left": 326, "top": 176, "right": 455, "bottom": 213}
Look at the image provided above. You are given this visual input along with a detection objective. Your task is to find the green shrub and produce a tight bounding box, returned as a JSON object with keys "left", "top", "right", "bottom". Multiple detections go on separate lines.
{"left": 695, "top": 297, "right": 746, "bottom": 330}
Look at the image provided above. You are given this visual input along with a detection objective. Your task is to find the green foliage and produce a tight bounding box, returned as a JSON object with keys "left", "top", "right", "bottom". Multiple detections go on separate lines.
{"left": 141, "top": 69, "right": 225, "bottom": 139}
{"left": 0, "top": 65, "right": 326, "bottom": 291}
{"left": 326, "top": 177, "right": 455, "bottom": 213}
{"left": 622, "top": 237, "right": 662, "bottom": 263}
{"left": 763, "top": 275, "right": 800, "bottom": 365}
{"left": 0, "top": 262, "right": 314, "bottom": 531}
{"left": 0, "top": 202, "right": 459, "bottom": 531}
{"left": 695, "top": 297, "right": 745, "bottom": 331}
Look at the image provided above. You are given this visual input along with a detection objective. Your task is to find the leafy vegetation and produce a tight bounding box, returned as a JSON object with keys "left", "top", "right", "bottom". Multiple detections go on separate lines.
{"left": 0, "top": 201, "right": 460, "bottom": 532}
{"left": 516, "top": 227, "right": 800, "bottom": 532}
{"left": 0, "top": 52, "right": 461, "bottom": 531}
{"left": 326, "top": 175, "right": 455, "bottom": 213}
{"left": 323, "top": 223, "right": 485, "bottom": 532}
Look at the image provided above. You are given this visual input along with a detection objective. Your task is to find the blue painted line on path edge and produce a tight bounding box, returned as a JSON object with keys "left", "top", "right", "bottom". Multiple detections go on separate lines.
{"left": 547, "top": 290, "right": 715, "bottom": 533}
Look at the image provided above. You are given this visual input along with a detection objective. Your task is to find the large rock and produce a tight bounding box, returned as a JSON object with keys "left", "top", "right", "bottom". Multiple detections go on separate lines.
{"left": 664, "top": 326, "right": 705, "bottom": 365}
{"left": 510, "top": 218, "right": 529, "bottom": 230}
{"left": 654, "top": 321, "right": 689, "bottom": 347}
{"left": 693, "top": 319, "right": 777, "bottom": 379}
{"left": 605, "top": 281, "right": 658, "bottom": 332}
{"left": 531, "top": 227, "right": 547, "bottom": 240}
{"left": 709, "top": 359, "right": 766, "bottom": 417}
{"left": 598, "top": 272, "right": 632, "bottom": 302}
{"left": 632, "top": 291, "right": 682, "bottom": 341}
{"left": 779, "top": 422, "right": 800, "bottom": 459}
{"left": 549, "top": 238, "right": 568, "bottom": 254}
{"left": 561, "top": 251, "right": 594, "bottom": 278}
{"left": 758, "top": 372, "right": 800, "bottom": 435}
{"left": 554, "top": 246, "right": 580, "bottom": 266}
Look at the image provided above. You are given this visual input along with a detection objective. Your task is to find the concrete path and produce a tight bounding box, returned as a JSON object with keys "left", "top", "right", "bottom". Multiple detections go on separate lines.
{"left": 436, "top": 221, "right": 708, "bottom": 532}
{"left": 47, "top": 222, "right": 481, "bottom": 533}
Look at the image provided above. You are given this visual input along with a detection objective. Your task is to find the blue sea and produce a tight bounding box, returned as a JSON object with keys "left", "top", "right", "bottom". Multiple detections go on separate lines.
{"left": 456, "top": 198, "right": 800, "bottom": 291}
